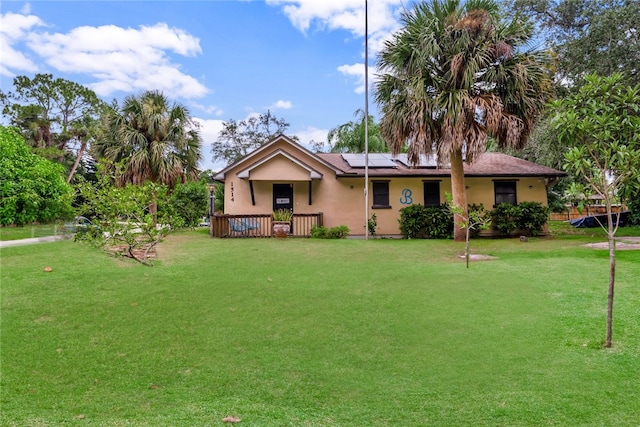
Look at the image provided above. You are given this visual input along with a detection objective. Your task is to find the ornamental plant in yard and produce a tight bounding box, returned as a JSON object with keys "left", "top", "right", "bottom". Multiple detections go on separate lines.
{"left": 75, "top": 176, "right": 176, "bottom": 265}
{"left": 447, "top": 194, "right": 492, "bottom": 268}
{"left": 551, "top": 73, "right": 640, "bottom": 347}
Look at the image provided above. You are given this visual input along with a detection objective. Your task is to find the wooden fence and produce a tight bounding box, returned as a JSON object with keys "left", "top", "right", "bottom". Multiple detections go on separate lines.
{"left": 549, "top": 205, "right": 626, "bottom": 221}
{"left": 210, "top": 213, "right": 323, "bottom": 238}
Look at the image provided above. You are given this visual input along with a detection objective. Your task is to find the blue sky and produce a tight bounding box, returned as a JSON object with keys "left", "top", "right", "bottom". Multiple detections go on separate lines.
{"left": 1, "top": 0, "right": 416, "bottom": 170}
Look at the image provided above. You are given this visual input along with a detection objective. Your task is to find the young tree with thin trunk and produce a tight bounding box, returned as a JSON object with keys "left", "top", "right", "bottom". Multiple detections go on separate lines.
{"left": 551, "top": 73, "right": 640, "bottom": 348}
{"left": 375, "top": 0, "right": 553, "bottom": 241}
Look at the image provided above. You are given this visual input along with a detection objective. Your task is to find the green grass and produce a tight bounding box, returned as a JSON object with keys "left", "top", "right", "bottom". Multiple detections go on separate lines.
{"left": 2, "top": 229, "right": 640, "bottom": 426}
{"left": 0, "top": 223, "right": 61, "bottom": 241}
{"left": 547, "top": 219, "right": 640, "bottom": 237}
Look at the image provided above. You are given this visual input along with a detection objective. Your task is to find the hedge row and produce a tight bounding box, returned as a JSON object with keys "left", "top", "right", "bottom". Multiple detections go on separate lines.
{"left": 398, "top": 202, "right": 550, "bottom": 239}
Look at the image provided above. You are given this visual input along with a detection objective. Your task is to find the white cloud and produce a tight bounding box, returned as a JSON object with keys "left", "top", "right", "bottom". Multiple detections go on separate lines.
{"left": 190, "top": 101, "right": 224, "bottom": 116}
{"left": 337, "top": 62, "right": 377, "bottom": 95}
{"left": 267, "top": 0, "right": 402, "bottom": 94}
{"left": 294, "top": 126, "right": 329, "bottom": 151}
{"left": 266, "top": 0, "right": 402, "bottom": 38}
{"left": 337, "top": 63, "right": 365, "bottom": 94}
{"left": 0, "top": 11, "right": 45, "bottom": 75}
{"left": 26, "top": 22, "right": 207, "bottom": 98}
{"left": 268, "top": 99, "right": 293, "bottom": 110}
{"left": 1, "top": 9, "right": 209, "bottom": 98}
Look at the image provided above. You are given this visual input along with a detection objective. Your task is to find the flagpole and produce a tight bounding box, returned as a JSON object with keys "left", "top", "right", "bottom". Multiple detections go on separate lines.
{"left": 364, "top": 0, "right": 369, "bottom": 240}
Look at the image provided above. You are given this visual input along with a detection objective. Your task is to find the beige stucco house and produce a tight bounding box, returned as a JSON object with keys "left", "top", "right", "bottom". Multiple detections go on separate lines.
{"left": 212, "top": 135, "right": 565, "bottom": 237}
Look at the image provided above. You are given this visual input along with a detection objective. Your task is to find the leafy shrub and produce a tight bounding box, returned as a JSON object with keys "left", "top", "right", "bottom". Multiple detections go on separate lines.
{"left": 517, "top": 201, "right": 550, "bottom": 236}
{"left": 328, "top": 225, "right": 350, "bottom": 239}
{"left": 424, "top": 204, "right": 453, "bottom": 239}
{"left": 368, "top": 213, "right": 377, "bottom": 235}
{"left": 492, "top": 203, "right": 520, "bottom": 235}
{"left": 310, "top": 224, "right": 328, "bottom": 238}
{"left": 399, "top": 204, "right": 453, "bottom": 239}
{"left": 398, "top": 204, "right": 429, "bottom": 238}
{"left": 310, "top": 224, "right": 350, "bottom": 239}
{"left": 628, "top": 191, "right": 640, "bottom": 226}
{"left": 0, "top": 126, "right": 74, "bottom": 225}
{"left": 491, "top": 202, "right": 550, "bottom": 236}
{"left": 168, "top": 181, "right": 208, "bottom": 227}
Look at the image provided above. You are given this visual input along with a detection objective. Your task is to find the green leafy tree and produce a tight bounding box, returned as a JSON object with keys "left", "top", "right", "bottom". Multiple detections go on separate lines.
{"left": 375, "top": 0, "right": 553, "bottom": 241}
{"left": 328, "top": 109, "right": 388, "bottom": 153}
{"left": 550, "top": 73, "right": 640, "bottom": 348}
{"left": 0, "top": 126, "right": 73, "bottom": 225}
{"left": 505, "top": 0, "right": 640, "bottom": 87}
{"left": 499, "top": 1, "right": 639, "bottom": 205}
{"left": 76, "top": 177, "right": 176, "bottom": 266}
{"left": 211, "top": 110, "right": 298, "bottom": 166}
{"left": 94, "top": 90, "right": 202, "bottom": 220}
{"left": 0, "top": 74, "right": 106, "bottom": 181}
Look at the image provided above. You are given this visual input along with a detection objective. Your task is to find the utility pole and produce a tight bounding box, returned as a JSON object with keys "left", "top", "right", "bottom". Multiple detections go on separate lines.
{"left": 364, "top": 0, "right": 370, "bottom": 240}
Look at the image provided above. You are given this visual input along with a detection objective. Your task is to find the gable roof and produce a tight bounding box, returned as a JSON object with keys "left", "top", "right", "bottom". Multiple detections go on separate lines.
{"left": 213, "top": 134, "right": 341, "bottom": 181}
{"left": 317, "top": 152, "right": 565, "bottom": 178}
{"left": 236, "top": 148, "right": 323, "bottom": 180}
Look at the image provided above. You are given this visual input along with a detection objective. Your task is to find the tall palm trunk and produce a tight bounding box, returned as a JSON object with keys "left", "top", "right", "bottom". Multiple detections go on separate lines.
{"left": 450, "top": 148, "right": 467, "bottom": 242}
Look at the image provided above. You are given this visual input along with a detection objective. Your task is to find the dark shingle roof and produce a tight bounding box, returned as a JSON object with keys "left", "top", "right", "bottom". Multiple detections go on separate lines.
{"left": 316, "top": 152, "right": 565, "bottom": 178}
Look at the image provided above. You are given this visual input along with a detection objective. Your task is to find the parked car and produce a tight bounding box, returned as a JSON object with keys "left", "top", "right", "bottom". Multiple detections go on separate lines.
{"left": 63, "top": 216, "right": 100, "bottom": 235}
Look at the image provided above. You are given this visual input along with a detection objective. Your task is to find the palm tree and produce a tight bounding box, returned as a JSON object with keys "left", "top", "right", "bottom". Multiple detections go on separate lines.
{"left": 375, "top": 0, "right": 552, "bottom": 240}
{"left": 95, "top": 90, "right": 202, "bottom": 218}
{"left": 327, "top": 108, "right": 388, "bottom": 153}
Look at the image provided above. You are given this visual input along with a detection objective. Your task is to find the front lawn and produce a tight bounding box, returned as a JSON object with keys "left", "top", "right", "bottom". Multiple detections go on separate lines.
{"left": 1, "top": 231, "right": 639, "bottom": 426}
{"left": 0, "top": 223, "right": 61, "bottom": 241}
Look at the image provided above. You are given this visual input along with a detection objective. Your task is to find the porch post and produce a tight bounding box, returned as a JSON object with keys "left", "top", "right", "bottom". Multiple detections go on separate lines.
{"left": 209, "top": 183, "right": 215, "bottom": 217}
{"left": 249, "top": 180, "right": 256, "bottom": 206}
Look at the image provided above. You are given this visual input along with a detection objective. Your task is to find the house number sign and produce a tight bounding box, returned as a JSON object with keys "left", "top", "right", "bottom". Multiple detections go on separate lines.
{"left": 276, "top": 198, "right": 290, "bottom": 204}
{"left": 400, "top": 188, "right": 413, "bottom": 205}
{"left": 230, "top": 182, "right": 235, "bottom": 202}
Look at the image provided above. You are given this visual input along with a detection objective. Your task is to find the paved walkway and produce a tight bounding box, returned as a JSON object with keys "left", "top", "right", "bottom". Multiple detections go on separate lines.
{"left": 0, "top": 235, "right": 63, "bottom": 248}
{"left": 584, "top": 236, "right": 640, "bottom": 250}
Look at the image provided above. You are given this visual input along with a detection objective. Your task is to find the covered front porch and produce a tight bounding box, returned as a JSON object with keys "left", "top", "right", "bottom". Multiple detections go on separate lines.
{"left": 210, "top": 213, "right": 324, "bottom": 238}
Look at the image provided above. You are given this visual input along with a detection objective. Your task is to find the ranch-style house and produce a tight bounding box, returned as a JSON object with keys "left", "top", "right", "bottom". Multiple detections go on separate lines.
{"left": 211, "top": 135, "right": 565, "bottom": 237}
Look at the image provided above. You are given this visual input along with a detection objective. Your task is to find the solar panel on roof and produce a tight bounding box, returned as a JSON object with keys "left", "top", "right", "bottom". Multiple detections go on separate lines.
{"left": 394, "top": 153, "right": 439, "bottom": 168}
{"left": 342, "top": 153, "right": 366, "bottom": 167}
{"left": 341, "top": 153, "right": 397, "bottom": 168}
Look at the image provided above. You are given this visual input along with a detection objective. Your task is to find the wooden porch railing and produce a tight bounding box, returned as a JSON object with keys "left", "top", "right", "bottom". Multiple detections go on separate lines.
{"left": 210, "top": 213, "right": 323, "bottom": 238}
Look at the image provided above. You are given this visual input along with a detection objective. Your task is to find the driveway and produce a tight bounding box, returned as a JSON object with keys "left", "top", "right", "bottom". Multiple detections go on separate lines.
{"left": 0, "top": 235, "right": 63, "bottom": 248}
